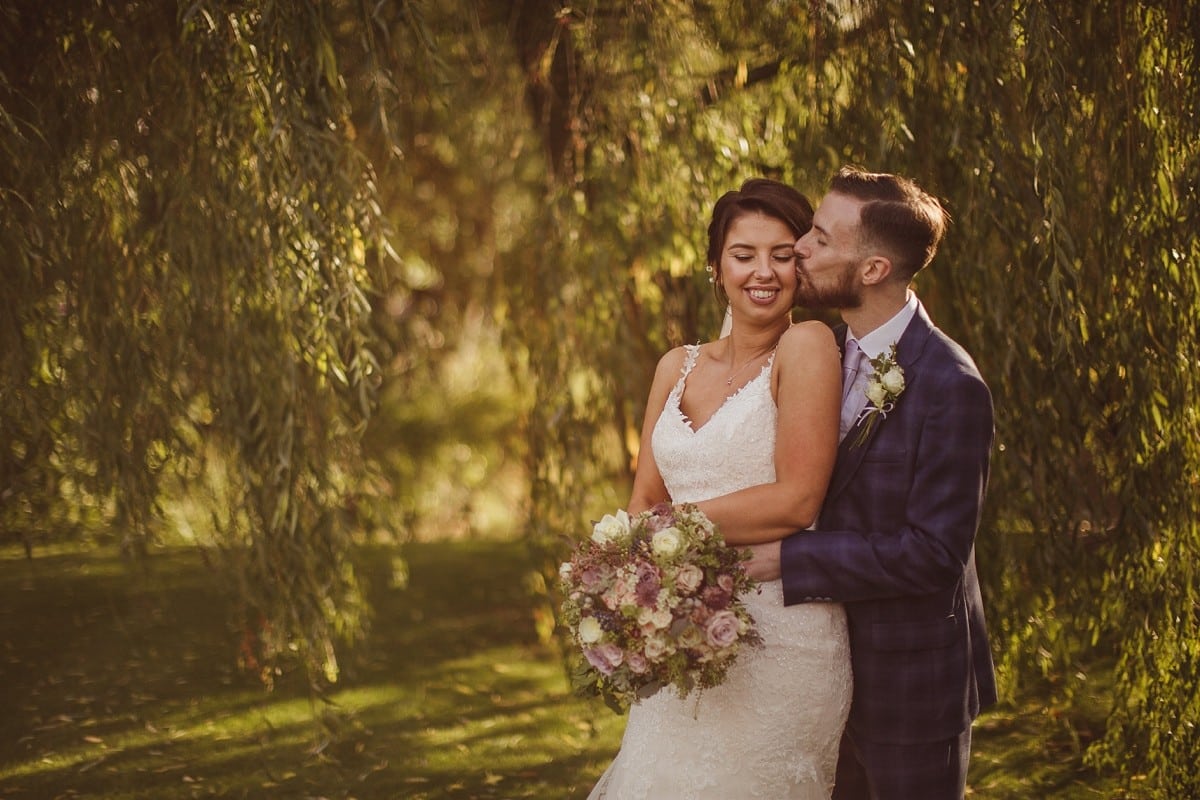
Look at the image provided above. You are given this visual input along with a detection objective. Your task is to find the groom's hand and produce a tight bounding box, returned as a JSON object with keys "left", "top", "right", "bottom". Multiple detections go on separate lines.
{"left": 744, "top": 541, "right": 782, "bottom": 582}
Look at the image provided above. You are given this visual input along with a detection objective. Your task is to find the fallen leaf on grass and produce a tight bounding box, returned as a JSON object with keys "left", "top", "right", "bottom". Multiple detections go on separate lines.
{"left": 34, "top": 714, "right": 75, "bottom": 731}
{"left": 78, "top": 756, "right": 109, "bottom": 773}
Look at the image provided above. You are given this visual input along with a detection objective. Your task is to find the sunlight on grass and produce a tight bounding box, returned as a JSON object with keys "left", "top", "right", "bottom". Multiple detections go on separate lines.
{"left": 0, "top": 540, "right": 1139, "bottom": 799}
{"left": 0, "top": 689, "right": 319, "bottom": 779}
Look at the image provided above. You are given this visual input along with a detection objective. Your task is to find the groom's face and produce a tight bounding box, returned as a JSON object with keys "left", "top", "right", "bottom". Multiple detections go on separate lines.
{"left": 793, "top": 192, "right": 865, "bottom": 310}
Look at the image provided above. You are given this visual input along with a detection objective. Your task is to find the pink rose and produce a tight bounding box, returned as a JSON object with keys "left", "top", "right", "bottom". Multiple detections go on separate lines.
{"left": 675, "top": 564, "right": 703, "bottom": 594}
{"left": 637, "top": 605, "right": 672, "bottom": 630}
{"left": 717, "top": 573, "right": 735, "bottom": 593}
{"left": 601, "top": 588, "right": 621, "bottom": 610}
{"left": 705, "top": 610, "right": 741, "bottom": 649}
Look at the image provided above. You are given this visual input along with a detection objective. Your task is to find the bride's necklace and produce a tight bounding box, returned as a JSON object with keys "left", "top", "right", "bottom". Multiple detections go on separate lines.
{"left": 725, "top": 346, "right": 773, "bottom": 386}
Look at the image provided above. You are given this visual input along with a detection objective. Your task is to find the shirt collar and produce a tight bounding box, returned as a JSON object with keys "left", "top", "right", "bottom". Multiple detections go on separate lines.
{"left": 851, "top": 291, "right": 918, "bottom": 360}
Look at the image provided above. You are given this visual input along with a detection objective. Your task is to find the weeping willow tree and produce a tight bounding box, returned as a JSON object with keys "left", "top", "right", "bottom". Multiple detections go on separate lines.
{"left": 497, "top": 1, "right": 1200, "bottom": 795}
{"left": 4, "top": 0, "right": 1198, "bottom": 790}
{"left": 0, "top": 1, "right": 423, "bottom": 687}
{"left": 789, "top": 4, "right": 1200, "bottom": 792}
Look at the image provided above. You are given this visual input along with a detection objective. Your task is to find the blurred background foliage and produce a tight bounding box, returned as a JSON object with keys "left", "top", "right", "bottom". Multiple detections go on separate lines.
{"left": 1, "top": 0, "right": 1197, "bottom": 794}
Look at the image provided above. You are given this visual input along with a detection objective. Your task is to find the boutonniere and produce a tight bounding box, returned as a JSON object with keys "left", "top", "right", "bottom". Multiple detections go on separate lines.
{"left": 851, "top": 344, "right": 905, "bottom": 447}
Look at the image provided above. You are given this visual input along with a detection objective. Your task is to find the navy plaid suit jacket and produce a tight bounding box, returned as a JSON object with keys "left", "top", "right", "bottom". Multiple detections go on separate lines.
{"left": 780, "top": 300, "right": 998, "bottom": 746}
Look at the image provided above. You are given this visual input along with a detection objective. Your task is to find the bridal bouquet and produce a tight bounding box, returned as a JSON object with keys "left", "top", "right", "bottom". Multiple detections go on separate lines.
{"left": 559, "top": 502, "right": 761, "bottom": 711}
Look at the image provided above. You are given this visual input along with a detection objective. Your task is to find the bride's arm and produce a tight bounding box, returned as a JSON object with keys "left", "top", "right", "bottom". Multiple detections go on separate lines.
{"left": 627, "top": 347, "right": 687, "bottom": 515}
{"left": 695, "top": 321, "right": 841, "bottom": 544}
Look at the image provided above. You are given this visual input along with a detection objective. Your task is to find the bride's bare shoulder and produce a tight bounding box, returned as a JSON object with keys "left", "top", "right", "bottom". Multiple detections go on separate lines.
{"left": 655, "top": 344, "right": 691, "bottom": 370}
{"left": 649, "top": 344, "right": 697, "bottom": 385}
{"left": 779, "top": 320, "right": 836, "bottom": 355}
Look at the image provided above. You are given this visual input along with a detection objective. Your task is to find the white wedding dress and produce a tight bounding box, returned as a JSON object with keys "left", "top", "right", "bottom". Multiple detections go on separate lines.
{"left": 588, "top": 345, "right": 852, "bottom": 799}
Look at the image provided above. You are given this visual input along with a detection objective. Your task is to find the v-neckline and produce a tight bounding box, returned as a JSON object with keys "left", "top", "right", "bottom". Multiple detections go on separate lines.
{"left": 675, "top": 360, "right": 773, "bottom": 434}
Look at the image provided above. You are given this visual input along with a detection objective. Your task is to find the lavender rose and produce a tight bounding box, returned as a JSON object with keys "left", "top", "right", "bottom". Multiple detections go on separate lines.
{"left": 705, "top": 610, "right": 741, "bottom": 649}
{"left": 578, "top": 566, "right": 605, "bottom": 593}
{"left": 584, "top": 642, "right": 624, "bottom": 675}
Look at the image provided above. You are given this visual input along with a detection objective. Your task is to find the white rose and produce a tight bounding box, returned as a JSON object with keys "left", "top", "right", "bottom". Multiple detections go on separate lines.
{"left": 678, "top": 624, "right": 704, "bottom": 649}
{"left": 865, "top": 381, "right": 889, "bottom": 408}
{"left": 591, "top": 509, "right": 631, "bottom": 544}
{"left": 649, "top": 605, "right": 673, "bottom": 630}
{"left": 643, "top": 634, "right": 672, "bottom": 661}
{"left": 558, "top": 562, "right": 573, "bottom": 583}
{"left": 577, "top": 616, "right": 603, "bottom": 644}
{"left": 881, "top": 367, "right": 905, "bottom": 395}
{"left": 651, "top": 526, "right": 684, "bottom": 558}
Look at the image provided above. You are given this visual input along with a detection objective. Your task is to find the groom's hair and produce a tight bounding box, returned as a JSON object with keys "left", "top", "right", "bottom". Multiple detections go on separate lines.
{"left": 706, "top": 178, "right": 814, "bottom": 306}
{"left": 829, "top": 166, "right": 948, "bottom": 282}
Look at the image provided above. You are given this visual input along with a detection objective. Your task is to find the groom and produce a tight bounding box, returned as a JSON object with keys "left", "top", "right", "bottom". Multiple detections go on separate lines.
{"left": 747, "top": 166, "right": 997, "bottom": 799}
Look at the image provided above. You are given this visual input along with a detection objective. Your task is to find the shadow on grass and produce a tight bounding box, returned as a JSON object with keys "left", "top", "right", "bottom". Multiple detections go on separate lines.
{"left": 0, "top": 540, "right": 620, "bottom": 799}
{"left": 0, "top": 539, "right": 1138, "bottom": 799}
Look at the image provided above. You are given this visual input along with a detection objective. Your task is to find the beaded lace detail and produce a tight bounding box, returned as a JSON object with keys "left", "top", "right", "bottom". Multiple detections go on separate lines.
{"left": 588, "top": 344, "right": 852, "bottom": 800}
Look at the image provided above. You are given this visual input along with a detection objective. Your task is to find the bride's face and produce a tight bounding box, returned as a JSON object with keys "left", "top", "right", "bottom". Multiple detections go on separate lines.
{"left": 717, "top": 212, "right": 799, "bottom": 323}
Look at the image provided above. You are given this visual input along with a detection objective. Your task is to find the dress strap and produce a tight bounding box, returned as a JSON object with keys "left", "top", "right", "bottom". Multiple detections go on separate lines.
{"left": 671, "top": 344, "right": 701, "bottom": 397}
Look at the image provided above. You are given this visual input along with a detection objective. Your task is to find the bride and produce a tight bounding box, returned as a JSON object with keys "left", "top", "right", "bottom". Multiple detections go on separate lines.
{"left": 587, "top": 179, "right": 851, "bottom": 799}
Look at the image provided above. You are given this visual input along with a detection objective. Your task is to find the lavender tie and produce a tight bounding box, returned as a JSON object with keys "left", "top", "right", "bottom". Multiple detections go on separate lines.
{"left": 840, "top": 338, "right": 865, "bottom": 440}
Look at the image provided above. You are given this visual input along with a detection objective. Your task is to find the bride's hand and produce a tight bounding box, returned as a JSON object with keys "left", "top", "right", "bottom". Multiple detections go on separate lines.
{"left": 743, "top": 541, "right": 782, "bottom": 582}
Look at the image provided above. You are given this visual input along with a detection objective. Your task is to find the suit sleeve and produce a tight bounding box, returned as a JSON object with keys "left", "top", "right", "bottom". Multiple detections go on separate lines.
{"left": 780, "top": 360, "right": 994, "bottom": 604}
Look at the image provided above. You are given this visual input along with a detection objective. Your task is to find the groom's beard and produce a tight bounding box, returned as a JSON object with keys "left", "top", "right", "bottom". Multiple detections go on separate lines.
{"left": 794, "top": 260, "right": 862, "bottom": 310}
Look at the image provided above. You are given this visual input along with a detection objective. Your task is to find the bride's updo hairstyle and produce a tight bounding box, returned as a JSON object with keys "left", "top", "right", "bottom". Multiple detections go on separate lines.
{"left": 706, "top": 178, "right": 814, "bottom": 307}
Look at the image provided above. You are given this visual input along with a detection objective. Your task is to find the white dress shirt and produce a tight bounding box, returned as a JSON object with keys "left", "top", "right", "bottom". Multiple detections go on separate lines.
{"left": 840, "top": 291, "right": 919, "bottom": 438}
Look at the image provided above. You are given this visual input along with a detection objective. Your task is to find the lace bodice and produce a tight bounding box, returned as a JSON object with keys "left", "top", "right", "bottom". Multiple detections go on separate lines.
{"left": 588, "top": 342, "right": 852, "bottom": 800}
{"left": 652, "top": 344, "right": 778, "bottom": 503}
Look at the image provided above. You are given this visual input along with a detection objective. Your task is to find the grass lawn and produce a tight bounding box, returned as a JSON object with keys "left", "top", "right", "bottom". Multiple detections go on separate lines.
{"left": 0, "top": 539, "right": 1135, "bottom": 798}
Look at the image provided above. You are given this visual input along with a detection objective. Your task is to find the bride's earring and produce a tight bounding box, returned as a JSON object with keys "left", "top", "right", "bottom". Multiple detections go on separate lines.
{"left": 705, "top": 264, "right": 715, "bottom": 284}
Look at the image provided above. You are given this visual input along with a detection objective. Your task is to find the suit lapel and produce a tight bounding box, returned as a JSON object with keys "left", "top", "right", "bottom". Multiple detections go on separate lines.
{"left": 825, "top": 301, "right": 936, "bottom": 503}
